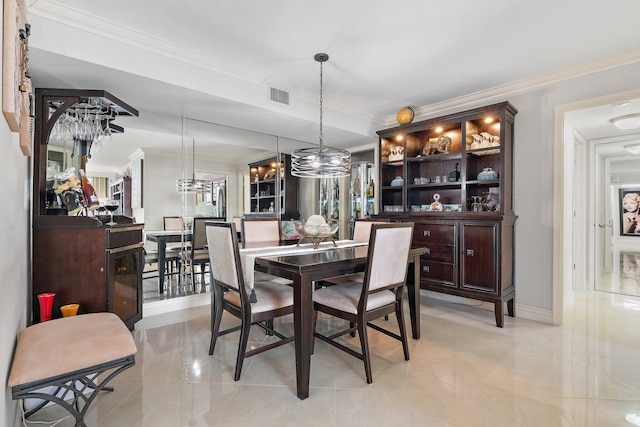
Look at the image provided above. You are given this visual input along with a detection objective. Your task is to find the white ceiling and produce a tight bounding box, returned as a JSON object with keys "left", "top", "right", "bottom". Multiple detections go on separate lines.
{"left": 25, "top": 0, "right": 640, "bottom": 172}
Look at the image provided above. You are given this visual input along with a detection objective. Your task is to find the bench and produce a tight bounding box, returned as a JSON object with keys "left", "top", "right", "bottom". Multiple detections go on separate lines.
{"left": 8, "top": 313, "right": 137, "bottom": 427}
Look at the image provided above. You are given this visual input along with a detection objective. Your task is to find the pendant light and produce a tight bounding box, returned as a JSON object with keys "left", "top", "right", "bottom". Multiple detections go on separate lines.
{"left": 291, "top": 53, "right": 351, "bottom": 178}
{"left": 176, "top": 117, "right": 212, "bottom": 193}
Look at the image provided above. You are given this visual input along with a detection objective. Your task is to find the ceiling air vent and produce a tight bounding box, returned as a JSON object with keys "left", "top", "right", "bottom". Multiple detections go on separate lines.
{"left": 270, "top": 87, "right": 289, "bottom": 105}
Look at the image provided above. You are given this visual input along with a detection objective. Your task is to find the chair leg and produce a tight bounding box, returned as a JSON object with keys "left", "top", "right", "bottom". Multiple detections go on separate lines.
{"left": 396, "top": 302, "right": 410, "bottom": 361}
{"left": 311, "top": 310, "right": 319, "bottom": 355}
{"left": 357, "top": 318, "right": 373, "bottom": 384}
{"left": 265, "top": 319, "right": 274, "bottom": 335}
{"left": 209, "top": 285, "right": 224, "bottom": 355}
{"left": 350, "top": 322, "right": 356, "bottom": 337}
{"left": 234, "top": 314, "right": 252, "bottom": 381}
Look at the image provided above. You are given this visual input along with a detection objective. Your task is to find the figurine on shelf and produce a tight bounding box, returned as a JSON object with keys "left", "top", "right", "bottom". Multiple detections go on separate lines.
{"left": 389, "top": 145, "right": 404, "bottom": 161}
{"left": 430, "top": 193, "right": 443, "bottom": 212}
{"left": 268, "top": 201, "right": 274, "bottom": 212}
{"left": 263, "top": 168, "right": 277, "bottom": 180}
{"left": 422, "top": 136, "right": 451, "bottom": 156}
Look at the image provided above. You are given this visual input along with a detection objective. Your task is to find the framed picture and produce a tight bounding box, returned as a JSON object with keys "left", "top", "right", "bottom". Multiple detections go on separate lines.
{"left": 2, "top": 0, "right": 32, "bottom": 156}
{"left": 131, "top": 159, "right": 143, "bottom": 209}
{"left": 619, "top": 188, "right": 640, "bottom": 236}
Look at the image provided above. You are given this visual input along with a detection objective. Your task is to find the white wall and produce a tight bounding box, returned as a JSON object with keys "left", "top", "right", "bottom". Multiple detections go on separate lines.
{"left": 140, "top": 151, "right": 240, "bottom": 231}
{"left": 411, "top": 61, "right": 640, "bottom": 321}
{"left": 0, "top": 79, "right": 30, "bottom": 427}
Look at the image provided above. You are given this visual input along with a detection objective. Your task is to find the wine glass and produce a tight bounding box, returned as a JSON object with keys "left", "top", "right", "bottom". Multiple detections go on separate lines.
{"left": 105, "top": 199, "right": 119, "bottom": 225}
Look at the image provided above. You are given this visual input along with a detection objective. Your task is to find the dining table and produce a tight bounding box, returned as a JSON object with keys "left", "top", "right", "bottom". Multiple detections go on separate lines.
{"left": 249, "top": 241, "right": 425, "bottom": 399}
{"left": 145, "top": 230, "right": 192, "bottom": 293}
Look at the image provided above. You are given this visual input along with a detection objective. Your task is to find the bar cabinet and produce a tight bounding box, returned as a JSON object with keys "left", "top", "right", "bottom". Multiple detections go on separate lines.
{"left": 31, "top": 88, "right": 142, "bottom": 329}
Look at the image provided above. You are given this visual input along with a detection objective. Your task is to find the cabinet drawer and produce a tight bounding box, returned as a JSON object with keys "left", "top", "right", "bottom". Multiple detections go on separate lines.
{"left": 421, "top": 245, "right": 455, "bottom": 263}
{"left": 107, "top": 228, "right": 142, "bottom": 249}
{"left": 414, "top": 224, "right": 455, "bottom": 245}
{"left": 420, "top": 260, "right": 455, "bottom": 285}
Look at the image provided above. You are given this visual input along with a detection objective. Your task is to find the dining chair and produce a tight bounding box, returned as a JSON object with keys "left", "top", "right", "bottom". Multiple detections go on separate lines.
{"left": 312, "top": 222, "right": 414, "bottom": 384}
{"left": 318, "top": 219, "right": 389, "bottom": 287}
{"left": 240, "top": 218, "right": 280, "bottom": 245}
{"left": 205, "top": 221, "right": 295, "bottom": 381}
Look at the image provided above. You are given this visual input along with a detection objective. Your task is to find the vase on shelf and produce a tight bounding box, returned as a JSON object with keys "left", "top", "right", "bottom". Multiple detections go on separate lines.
{"left": 37, "top": 292, "right": 56, "bottom": 322}
{"left": 477, "top": 167, "right": 498, "bottom": 181}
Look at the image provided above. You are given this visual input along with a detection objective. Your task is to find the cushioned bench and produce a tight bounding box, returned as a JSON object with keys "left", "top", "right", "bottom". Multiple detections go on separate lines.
{"left": 8, "top": 313, "right": 137, "bottom": 427}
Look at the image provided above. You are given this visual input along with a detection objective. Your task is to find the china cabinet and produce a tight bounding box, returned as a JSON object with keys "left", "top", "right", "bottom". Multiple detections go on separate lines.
{"left": 376, "top": 102, "right": 517, "bottom": 327}
{"left": 248, "top": 154, "right": 299, "bottom": 219}
{"left": 31, "top": 88, "right": 142, "bottom": 329}
{"left": 110, "top": 177, "right": 132, "bottom": 217}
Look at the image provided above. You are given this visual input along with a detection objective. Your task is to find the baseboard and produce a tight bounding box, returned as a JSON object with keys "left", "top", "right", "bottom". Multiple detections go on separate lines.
{"left": 142, "top": 293, "right": 209, "bottom": 318}
{"left": 421, "top": 290, "right": 554, "bottom": 325}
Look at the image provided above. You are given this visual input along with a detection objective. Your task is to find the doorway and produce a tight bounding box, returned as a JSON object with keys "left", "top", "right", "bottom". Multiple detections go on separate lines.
{"left": 593, "top": 157, "right": 640, "bottom": 297}
{"left": 563, "top": 95, "right": 640, "bottom": 306}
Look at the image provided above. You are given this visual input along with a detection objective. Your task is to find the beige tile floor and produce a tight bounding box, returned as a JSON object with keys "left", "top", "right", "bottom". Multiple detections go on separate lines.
{"left": 17, "top": 290, "right": 640, "bottom": 427}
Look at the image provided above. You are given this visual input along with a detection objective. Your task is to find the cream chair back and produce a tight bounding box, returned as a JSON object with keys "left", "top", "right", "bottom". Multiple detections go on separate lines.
{"left": 352, "top": 220, "right": 389, "bottom": 242}
{"left": 365, "top": 223, "right": 414, "bottom": 292}
{"left": 241, "top": 218, "right": 280, "bottom": 244}
{"left": 163, "top": 216, "right": 183, "bottom": 231}
{"left": 205, "top": 222, "right": 243, "bottom": 294}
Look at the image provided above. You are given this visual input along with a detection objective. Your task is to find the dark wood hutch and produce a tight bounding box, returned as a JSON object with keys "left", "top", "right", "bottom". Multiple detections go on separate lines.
{"left": 248, "top": 154, "right": 299, "bottom": 219}
{"left": 31, "top": 88, "right": 142, "bottom": 329}
{"left": 376, "top": 102, "right": 517, "bottom": 327}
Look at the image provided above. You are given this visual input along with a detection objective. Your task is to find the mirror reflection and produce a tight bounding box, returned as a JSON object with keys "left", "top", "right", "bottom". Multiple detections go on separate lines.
{"left": 46, "top": 110, "right": 323, "bottom": 304}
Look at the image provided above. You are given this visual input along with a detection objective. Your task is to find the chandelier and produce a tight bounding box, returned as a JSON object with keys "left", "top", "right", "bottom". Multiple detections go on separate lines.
{"left": 176, "top": 117, "right": 212, "bottom": 194}
{"left": 291, "top": 53, "right": 351, "bottom": 178}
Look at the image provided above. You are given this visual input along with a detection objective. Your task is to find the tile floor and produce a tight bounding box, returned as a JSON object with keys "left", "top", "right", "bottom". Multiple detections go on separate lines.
{"left": 16, "top": 290, "right": 640, "bottom": 427}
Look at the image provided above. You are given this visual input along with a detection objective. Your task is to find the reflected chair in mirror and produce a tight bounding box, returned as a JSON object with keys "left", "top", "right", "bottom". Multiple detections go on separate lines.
{"left": 312, "top": 222, "right": 414, "bottom": 384}
{"left": 205, "top": 222, "right": 295, "bottom": 381}
{"left": 142, "top": 248, "right": 159, "bottom": 280}
{"left": 178, "top": 217, "right": 222, "bottom": 290}
{"left": 142, "top": 230, "right": 176, "bottom": 284}
{"left": 162, "top": 216, "right": 185, "bottom": 282}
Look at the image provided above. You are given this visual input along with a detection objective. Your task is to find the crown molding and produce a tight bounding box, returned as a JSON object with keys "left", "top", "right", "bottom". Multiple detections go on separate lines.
{"left": 382, "top": 49, "right": 640, "bottom": 128}
{"left": 28, "top": 0, "right": 266, "bottom": 84}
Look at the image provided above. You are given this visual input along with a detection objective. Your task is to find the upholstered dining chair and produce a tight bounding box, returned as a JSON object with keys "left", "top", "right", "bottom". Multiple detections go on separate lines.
{"left": 240, "top": 218, "right": 280, "bottom": 245}
{"left": 312, "top": 222, "right": 414, "bottom": 384}
{"left": 206, "top": 221, "right": 295, "bottom": 381}
{"left": 239, "top": 218, "right": 289, "bottom": 293}
{"left": 318, "top": 219, "right": 389, "bottom": 287}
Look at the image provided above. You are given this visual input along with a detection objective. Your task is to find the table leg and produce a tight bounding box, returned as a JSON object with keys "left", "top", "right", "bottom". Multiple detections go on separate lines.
{"left": 407, "top": 253, "right": 421, "bottom": 339}
{"left": 293, "top": 274, "right": 312, "bottom": 399}
{"left": 158, "top": 240, "right": 166, "bottom": 294}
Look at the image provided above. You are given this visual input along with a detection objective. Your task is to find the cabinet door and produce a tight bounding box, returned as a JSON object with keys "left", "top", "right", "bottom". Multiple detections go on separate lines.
{"left": 107, "top": 245, "right": 143, "bottom": 329}
{"left": 460, "top": 222, "right": 498, "bottom": 294}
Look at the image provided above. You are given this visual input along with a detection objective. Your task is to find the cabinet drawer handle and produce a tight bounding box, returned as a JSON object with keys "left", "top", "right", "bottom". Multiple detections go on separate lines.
{"left": 424, "top": 248, "right": 431, "bottom": 255}
{"left": 423, "top": 230, "right": 431, "bottom": 237}
{"left": 422, "top": 266, "right": 430, "bottom": 273}
{"left": 466, "top": 249, "right": 474, "bottom": 256}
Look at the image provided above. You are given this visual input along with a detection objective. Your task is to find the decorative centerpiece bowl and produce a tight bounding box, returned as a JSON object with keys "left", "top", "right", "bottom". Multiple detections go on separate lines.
{"left": 294, "top": 215, "right": 339, "bottom": 249}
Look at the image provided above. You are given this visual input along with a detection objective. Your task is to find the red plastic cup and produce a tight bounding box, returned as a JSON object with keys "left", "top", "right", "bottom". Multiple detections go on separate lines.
{"left": 37, "top": 293, "right": 56, "bottom": 322}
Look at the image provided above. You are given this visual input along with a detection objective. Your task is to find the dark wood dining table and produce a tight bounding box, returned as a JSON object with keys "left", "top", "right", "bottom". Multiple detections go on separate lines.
{"left": 253, "top": 244, "right": 424, "bottom": 400}
{"left": 145, "top": 231, "right": 192, "bottom": 293}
